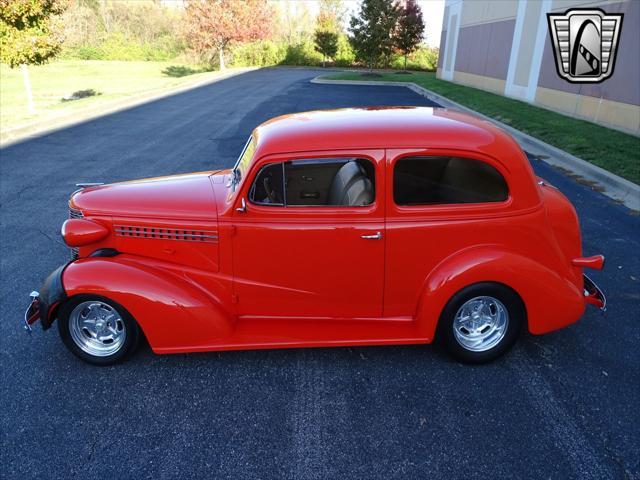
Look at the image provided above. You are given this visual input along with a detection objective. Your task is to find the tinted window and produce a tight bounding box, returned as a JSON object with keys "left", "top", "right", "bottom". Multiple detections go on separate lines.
{"left": 250, "top": 163, "right": 285, "bottom": 205}
{"left": 393, "top": 156, "right": 508, "bottom": 205}
{"left": 249, "top": 158, "right": 375, "bottom": 207}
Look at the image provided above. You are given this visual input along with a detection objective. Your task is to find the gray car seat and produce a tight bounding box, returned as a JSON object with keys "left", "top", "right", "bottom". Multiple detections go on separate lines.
{"left": 327, "top": 161, "right": 374, "bottom": 206}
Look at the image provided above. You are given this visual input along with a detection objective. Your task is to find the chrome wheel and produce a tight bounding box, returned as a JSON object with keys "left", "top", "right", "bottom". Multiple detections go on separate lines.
{"left": 68, "top": 301, "right": 126, "bottom": 357}
{"left": 453, "top": 296, "right": 509, "bottom": 352}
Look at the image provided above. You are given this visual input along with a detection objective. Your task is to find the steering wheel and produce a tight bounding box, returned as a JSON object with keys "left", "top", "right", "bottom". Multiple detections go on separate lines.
{"left": 263, "top": 176, "right": 282, "bottom": 204}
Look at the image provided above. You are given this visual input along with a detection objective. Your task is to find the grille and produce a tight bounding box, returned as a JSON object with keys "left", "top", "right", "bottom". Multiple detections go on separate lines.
{"left": 69, "top": 208, "right": 83, "bottom": 219}
{"left": 114, "top": 225, "right": 218, "bottom": 243}
{"left": 68, "top": 208, "right": 83, "bottom": 259}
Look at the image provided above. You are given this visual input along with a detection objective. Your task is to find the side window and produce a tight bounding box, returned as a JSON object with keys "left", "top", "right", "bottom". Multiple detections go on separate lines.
{"left": 249, "top": 158, "right": 375, "bottom": 207}
{"left": 393, "top": 156, "right": 508, "bottom": 206}
{"left": 250, "top": 163, "right": 285, "bottom": 205}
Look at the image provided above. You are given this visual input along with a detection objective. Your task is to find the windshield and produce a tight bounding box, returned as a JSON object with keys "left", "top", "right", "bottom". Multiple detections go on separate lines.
{"left": 231, "top": 135, "right": 256, "bottom": 191}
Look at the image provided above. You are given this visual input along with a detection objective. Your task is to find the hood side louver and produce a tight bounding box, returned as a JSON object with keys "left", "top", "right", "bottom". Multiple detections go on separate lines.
{"left": 114, "top": 225, "right": 218, "bottom": 243}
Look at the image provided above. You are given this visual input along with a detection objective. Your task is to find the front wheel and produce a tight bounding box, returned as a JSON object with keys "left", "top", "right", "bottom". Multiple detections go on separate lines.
{"left": 438, "top": 283, "right": 525, "bottom": 364}
{"left": 58, "top": 295, "right": 140, "bottom": 366}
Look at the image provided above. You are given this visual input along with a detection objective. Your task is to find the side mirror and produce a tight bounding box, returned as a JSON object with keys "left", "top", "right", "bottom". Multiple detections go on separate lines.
{"left": 236, "top": 197, "right": 247, "bottom": 213}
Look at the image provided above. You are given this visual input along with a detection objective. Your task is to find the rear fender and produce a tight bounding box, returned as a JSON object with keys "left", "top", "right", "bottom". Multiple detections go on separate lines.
{"left": 415, "top": 246, "right": 585, "bottom": 339}
{"left": 62, "top": 256, "right": 235, "bottom": 351}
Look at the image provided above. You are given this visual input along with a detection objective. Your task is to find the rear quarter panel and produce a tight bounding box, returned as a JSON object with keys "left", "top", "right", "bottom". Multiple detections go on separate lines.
{"left": 384, "top": 147, "right": 584, "bottom": 338}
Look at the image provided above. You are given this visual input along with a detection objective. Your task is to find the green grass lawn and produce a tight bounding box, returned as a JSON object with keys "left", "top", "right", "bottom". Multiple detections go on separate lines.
{"left": 0, "top": 60, "right": 220, "bottom": 134}
{"left": 326, "top": 71, "right": 640, "bottom": 185}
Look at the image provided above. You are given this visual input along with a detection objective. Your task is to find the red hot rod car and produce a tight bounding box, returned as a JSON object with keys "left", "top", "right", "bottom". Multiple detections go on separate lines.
{"left": 25, "top": 107, "right": 605, "bottom": 365}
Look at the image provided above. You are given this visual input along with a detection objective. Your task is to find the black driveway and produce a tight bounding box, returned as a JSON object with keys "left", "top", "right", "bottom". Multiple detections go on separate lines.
{"left": 1, "top": 68, "right": 638, "bottom": 479}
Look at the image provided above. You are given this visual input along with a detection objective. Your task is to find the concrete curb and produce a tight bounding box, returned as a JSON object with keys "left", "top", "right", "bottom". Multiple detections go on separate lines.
{"left": 312, "top": 76, "right": 640, "bottom": 211}
{"left": 0, "top": 67, "right": 258, "bottom": 148}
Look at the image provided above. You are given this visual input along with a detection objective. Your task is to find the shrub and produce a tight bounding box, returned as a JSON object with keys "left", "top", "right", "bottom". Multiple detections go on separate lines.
{"left": 63, "top": 31, "right": 185, "bottom": 61}
{"left": 281, "top": 41, "right": 323, "bottom": 66}
{"left": 390, "top": 46, "right": 438, "bottom": 71}
{"left": 68, "top": 43, "right": 102, "bottom": 60}
{"left": 229, "top": 40, "right": 286, "bottom": 67}
{"left": 334, "top": 34, "right": 356, "bottom": 67}
{"left": 59, "top": 0, "right": 185, "bottom": 61}
{"left": 161, "top": 65, "right": 209, "bottom": 77}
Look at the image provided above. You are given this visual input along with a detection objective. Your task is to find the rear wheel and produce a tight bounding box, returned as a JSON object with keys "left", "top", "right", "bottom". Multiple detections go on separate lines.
{"left": 438, "top": 283, "right": 525, "bottom": 363}
{"left": 58, "top": 295, "right": 140, "bottom": 366}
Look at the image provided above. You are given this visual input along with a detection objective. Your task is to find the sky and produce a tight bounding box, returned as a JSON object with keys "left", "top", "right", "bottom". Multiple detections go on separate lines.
{"left": 416, "top": 0, "right": 446, "bottom": 47}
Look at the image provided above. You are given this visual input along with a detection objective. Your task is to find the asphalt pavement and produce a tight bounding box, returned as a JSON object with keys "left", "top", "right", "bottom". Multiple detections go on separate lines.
{"left": 1, "top": 67, "right": 638, "bottom": 479}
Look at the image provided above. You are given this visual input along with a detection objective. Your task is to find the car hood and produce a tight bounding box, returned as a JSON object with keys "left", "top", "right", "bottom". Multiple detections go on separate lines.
{"left": 70, "top": 171, "right": 219, "bottom": 220}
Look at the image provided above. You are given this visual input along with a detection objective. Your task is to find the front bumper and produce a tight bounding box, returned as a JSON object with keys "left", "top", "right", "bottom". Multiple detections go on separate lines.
{"left": 583, "top": 274, "right": 606, "bottom": 311}
{"left": 23, "top": 264, "right": 68, "bottom": 332}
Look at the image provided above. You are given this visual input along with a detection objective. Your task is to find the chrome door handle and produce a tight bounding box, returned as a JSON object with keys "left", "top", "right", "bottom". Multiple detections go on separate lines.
{"left": 361, "top": 232, "right": 382, "bottom": 240}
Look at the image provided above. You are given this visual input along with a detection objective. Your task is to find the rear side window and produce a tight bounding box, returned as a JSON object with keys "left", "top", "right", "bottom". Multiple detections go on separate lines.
{"left": 393, "top": 156, "right": 508, "bottom": 206}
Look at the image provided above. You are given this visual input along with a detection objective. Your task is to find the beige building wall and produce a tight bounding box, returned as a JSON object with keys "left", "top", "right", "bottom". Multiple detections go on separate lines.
{"left": 459, "top": 0, "right": 519, "bottom": 25}
{"left": 513, "top": 1, "right": 544, "bottom": 88}
{"left": 437, "top": 0, "right": 640, "bottom": 135}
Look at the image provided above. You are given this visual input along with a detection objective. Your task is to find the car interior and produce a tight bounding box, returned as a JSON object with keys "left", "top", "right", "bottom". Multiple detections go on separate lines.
{"left": 393, "top": 156, "right": 509, "bottom": 205}
{"left": 250, "top": 158, "right": 375, "bottom": 206}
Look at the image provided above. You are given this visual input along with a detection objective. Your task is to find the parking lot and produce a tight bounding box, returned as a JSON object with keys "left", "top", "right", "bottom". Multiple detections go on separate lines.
{"left": 1, "top": 68, "right": 638, "bottom": 479}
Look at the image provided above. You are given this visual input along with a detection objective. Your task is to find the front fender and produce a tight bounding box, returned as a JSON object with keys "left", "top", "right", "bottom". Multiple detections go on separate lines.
{"left": 37, "top": 263, "right": 69, "bottom": 330}
{"left": 415, "top": 246, "right": 585, "bottom": 339}
{"left": 62, "top": 256, "right": 235, "bottom": 352}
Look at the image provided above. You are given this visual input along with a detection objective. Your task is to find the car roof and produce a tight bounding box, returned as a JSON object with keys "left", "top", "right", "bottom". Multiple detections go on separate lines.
{"left": 252, "top": 107, "right": 522, "bottom": 159}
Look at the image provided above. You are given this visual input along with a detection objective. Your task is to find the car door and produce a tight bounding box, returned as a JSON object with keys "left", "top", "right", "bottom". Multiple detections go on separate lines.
{"left": 231, "top": 150, "right": 385, "bottom": 319}
{"left": 383, "top": 148, "right": 513, "bottom": 318}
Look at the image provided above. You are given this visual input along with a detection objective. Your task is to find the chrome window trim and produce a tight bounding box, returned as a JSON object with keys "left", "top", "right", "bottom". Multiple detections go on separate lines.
{"left": 231, "top": 136, "right": 254, "bottom": 191}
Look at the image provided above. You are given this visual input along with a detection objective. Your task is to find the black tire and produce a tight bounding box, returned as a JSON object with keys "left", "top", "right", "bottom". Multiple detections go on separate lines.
{"left": 57, "top": 295, "right": 140, "bottom": 366}
{"left": 437, "top": 283, "right": 525, "bottom": 364}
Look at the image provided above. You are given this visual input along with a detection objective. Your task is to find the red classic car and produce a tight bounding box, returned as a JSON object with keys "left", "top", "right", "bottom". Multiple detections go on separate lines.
{"left": 25, "top": 107, "right": 605, "bottom": 365}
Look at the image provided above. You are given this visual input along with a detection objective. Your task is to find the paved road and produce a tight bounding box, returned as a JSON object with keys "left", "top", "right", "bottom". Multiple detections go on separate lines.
{"left": 1, "top": 68, "right": 638, "bottom": 480}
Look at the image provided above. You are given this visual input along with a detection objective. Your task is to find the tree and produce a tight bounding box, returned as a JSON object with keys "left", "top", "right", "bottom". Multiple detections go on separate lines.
{"left": 349, "top": 0, "right": 399, "bottom": 71}
{"left": 0, "top": 0, "right": 67, "bottom": 114}
{"left": 314, "top": 0, "right": 342, "bottom": 66}
{"left": 395, "top": 0, "right": 425, "bottom": 70}
{"left": 275, "top": 0, "right": 315, "bottom": 46}
{"left": 317, "top": 0, "right": 345, "bottom": 33}
{"left": 314, "top": 30, "right": 338, "bottom": 67}
{"left": 184, "top": 0, "right": 272, "bottom": 70}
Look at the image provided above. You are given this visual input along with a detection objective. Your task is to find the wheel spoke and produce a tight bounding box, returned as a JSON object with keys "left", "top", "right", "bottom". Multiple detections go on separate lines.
{"left": 69, "top": 300, "right": 126, "bottom": 357}
{"left": 453, "top": 296, "right": 509, "bottom": 352}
